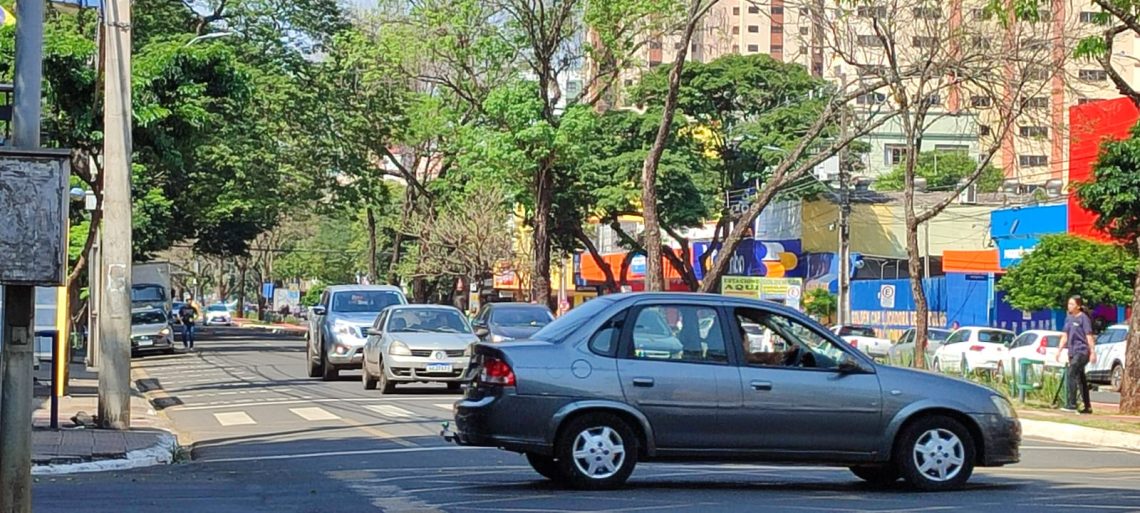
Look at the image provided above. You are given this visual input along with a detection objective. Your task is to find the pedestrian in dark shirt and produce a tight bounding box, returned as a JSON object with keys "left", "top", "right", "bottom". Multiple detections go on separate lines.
{"left": 1057, "top": 295, "right": 1097, "bottom": 414}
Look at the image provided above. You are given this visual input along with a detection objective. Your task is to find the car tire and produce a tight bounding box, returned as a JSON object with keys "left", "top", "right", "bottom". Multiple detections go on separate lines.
{"left": 553, "top": 413, "right": 638, "bottom": 490}
{"left": 1112, "top": 363, "right": 1123, "bottom": 391}
{"left": 321, "top": 347, "right": 339, "bottom": 381}
{"left": 895, "top": 415, "right": 976, "bottom": 492}
{"left": 850, "top": 465, "right": 900, "bottom": 486}
{"left": 931, "top": 358, "right": 941, "bottom": 373}
{"left": 378, "top": 360, "right": 396, "bottom": 394}
{"left": 525, "top": 453, "right": 564, "bottom": 481}
{"left": 307, "top": 337, "right": 321, "bottom": 378}
{"left": 363, "top": 362, "right": 378, "bottom": 390}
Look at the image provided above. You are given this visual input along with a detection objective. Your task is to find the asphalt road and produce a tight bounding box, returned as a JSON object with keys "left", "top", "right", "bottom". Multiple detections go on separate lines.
{"left": 33, "top": 328, "right": 1140, "bottom": 513}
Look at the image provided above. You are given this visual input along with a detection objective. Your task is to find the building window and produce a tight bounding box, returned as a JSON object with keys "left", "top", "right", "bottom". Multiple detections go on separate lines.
{"left": 1021, "top": 38, "right": 1051, "bottom": 51}
{"left": 799, "top": 26, "right": 810, "bottom": 35}
{"left": 1018, "top": 155, "right": 1048, "bottom": 167}
{"left": 935, "top": 145, "right": 969, "bottom": 153}
{"left": 732, "top": 44, "right": 740, "bottom": 53}
{"left": 1078, "top": 97, "right": 1101, "bottom": 105}
{"left": 857, "top": 5, "right": 888, "bottom": 17}
{"left": 674, "top": 42, "right": 683, "bottom": 50}
{"left": 1080, "top": 69, "right": 1109, "bottom": 81}
{"left": 979, "top": 125, "right": 992, "bottom": 136}
{"left": 772, "top": 23, "right": 783, "bottom": 33}
{"left": 748, "top": 5, "right": 760, "bottom": 14}
{"left": 747, "top": 44, "right": 759, "bottom": 53}
{"left": 771, "top": 44, "right": 783, "bottom": 52}
{"left": 857, "top": 35, "right": 882, "bottom": 47}
{"left": 800, "top": 7, "right": 810, "bottom": 15}
{"left": 691, "top": 43, "right": 699, "bottom": 53}
{"left": 1037, "top": 10, "right": 1052, "bottom": 21}
{"left": 913, "top": 36, "right": 938, "bottom": 48}
{"left": 922, "top": 93, "right": 942, "bottom": 106}
{"left": 970, "top": 95, "right": 992, "bottom": 108}
{"left": 1019, "top": 126, "right": 1048, "bottom": 137}
{"left": 1079, "top": 11, "right": 1101, "bottom": 23}
{"left": 971, "top": 8, "right": 989, "bottom": 20}
{"left": 1020, "top": 96, "right": 1049, "bottom": 109}
{"left": 748, "top": 25, "right": 760, "bottom": 33}
{"left": 913, "top": 6, "right": 942, "bottom": 19}
{"left": 733, "top": 6, "right": 740, "bottom": 15}
{"left": 649, "top": 41, "right": 662, "bottom": 50}
{"left": 856, "top": 92, "right": 887, "bottom": 105}
{"left": 732, "top": 26, "right": 740, "bottom": 34}
{"left": 772, "top": 6, "right": 784, "bottom": 14}
{"left": 1023, "top": 66, "right": 1050, "bottom": 80}
{"left": 885, "top": 145, "right": 908, "bottom": 166}
{"left": 624, "top": 79, "right": 634, "bottom": 87}
{"left": 857, "top": 65, "right": 888, "bottom": 77}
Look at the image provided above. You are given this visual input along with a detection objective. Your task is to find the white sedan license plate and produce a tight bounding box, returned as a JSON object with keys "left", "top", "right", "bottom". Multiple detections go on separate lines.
{"left": 425, "top": 363, "right": 452, "bottom": 373}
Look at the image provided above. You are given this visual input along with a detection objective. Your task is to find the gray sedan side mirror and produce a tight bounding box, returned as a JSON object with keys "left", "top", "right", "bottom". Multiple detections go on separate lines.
{"left": 312, "top": 305, "right": 327, "bottom": 316}
{"left": 838, "top": 355, "right": 872, "bottom": 374}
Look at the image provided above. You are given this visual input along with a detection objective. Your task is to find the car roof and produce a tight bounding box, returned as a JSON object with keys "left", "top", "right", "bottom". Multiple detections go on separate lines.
{"left": 487, "top": 303, "right": 550, "bottom": 310}
{"left": 387, "top": 304, "right": 459, "bottom": 312}
{"left": 959, "top": 326, "right": 1014, "bottom": 333}
{"left": 600, "top": 292, "right": 815, "bottom": 320}
{"left": 326, "top": 284, "right": 404, "bottom": 293}
{"left": 1022, "top": 329, "right": 1062, "bottom": 335}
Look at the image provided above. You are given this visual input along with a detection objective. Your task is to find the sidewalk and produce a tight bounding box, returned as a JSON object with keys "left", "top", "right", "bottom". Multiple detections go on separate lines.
{"left": 232, "top": 317, "right": 307, "bottom": 334}
{"left": 1018, "top": 405, "right": 1140, "bottom": 452}
{"left": 31, "top": 360, "right": 178, "bottom": 474}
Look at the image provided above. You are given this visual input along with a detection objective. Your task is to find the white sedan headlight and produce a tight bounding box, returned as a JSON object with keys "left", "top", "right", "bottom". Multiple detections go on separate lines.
{"left": 491, "top": 334, "right": 511, "bottom": 343}
{"left": 389, "top": 341, "right": 412, "bottom": 356}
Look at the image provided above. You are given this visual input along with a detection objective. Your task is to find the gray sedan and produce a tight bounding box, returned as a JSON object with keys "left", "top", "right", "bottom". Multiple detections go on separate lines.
{"left": 362, "top": 305, "right": 478, "bottom": 393}
{"left": 444, "top": 293, "right": 1020, "bottom": 491}
{"left": 131, "top": 308, "right": 175, "bottom": 355}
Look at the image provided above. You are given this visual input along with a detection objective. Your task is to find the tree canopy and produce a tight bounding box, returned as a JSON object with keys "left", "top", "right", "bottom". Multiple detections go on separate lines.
{"left": 876, "top": 151, "right": 1004, "bottom": 193}
{"left": 996, "top": 235, "right": 1136, "bottom": 311}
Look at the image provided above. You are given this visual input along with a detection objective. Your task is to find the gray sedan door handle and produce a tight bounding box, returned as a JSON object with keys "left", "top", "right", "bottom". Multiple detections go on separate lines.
{"left": 632, "top": 377, "right": 655, "bottom": 388}
{"left": 750, "top": 380, "right": 773, "bottom": 391}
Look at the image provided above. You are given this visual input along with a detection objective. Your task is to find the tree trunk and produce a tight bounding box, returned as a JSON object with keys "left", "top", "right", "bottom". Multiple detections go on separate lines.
{"left": 1120, "top": 237, "right": 1140, "bottom": 414}
{"left": 573, "top": 225, "right": 618, "bottom": 293}
{"left": 532, "top": 161, "right": 554, "bottom": 309}
{"left": 366, "top": 206, "right": 378, "bottom": 284}
{"left": 640, "top": 0, "right": 707, "bottom": 292}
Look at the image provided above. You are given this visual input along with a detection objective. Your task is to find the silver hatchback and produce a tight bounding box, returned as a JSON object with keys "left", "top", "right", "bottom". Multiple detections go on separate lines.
{"left": 444, "top": 293, "right": 1020, "bottom": 491}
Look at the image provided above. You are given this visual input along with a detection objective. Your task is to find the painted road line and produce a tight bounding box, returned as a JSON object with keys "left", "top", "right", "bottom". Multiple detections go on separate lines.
{"left": 213, "top": 411, "right": 257, "bottom": 426}
{"left": 364, "top": 405, "right": 414, "bottom": 418}
{"left": 172, "top": 397, "right": 461, "bottom": 412}
{"left": 433, "top": 403, "right": 454, "bottom": 411}
{"left": 198, "top": 445, "right": 483, "bottom": 464}
{"left": 290, "top": 407, "right": 342, "bottom": 421}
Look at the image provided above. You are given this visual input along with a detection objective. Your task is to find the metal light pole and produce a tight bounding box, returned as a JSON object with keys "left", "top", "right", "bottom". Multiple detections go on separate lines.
{"left": 97, "top": 0, "right": 133, "bottom": 430}
{"left": 0, "top": 0, "right": 44, "bottom": 509}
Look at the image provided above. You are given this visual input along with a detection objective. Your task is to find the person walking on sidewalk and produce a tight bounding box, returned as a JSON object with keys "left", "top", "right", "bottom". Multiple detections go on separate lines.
{"left": 178, "top": 296, "right": 200, "bottom": 351}
{"left": 1057, "top": 295, "right": 1097, "bottom": 414}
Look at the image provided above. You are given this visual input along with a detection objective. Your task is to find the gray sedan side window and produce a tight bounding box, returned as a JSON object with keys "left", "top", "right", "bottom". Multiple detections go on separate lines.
{"left": 588, "top": 312, "right": 625, "bottom": 357}
{"left": 628, "top": 305, "right": 728, "bottom": 364}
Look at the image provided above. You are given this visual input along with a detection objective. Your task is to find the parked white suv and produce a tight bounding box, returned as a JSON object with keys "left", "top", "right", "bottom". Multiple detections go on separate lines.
{"left": 1088, "top": 324, "right": 1129, "bottom": 390}
{"left": 932, "top": 327, "right": 1014, "bottom": 373}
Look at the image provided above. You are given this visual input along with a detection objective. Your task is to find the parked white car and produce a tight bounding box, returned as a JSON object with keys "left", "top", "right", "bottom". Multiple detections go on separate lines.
{"left": 1088, "top": 324, "right": 1129, "bottom": 390}
{"left": 831, "top": 325, "right": 892, "bottom": 358}
{"left": 1007, "top": 330, "right": 1065, "bottom": 369}
{"left": 932, "top": 327, "right": 1014, "bottom": 373}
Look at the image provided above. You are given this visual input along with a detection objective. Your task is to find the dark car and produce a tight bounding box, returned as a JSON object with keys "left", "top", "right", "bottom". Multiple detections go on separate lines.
{"left": 444, "top": 293, "right": 1020, "bottom": 491}
{"left": 472, "top": 303, "right": 554, "bottom": 343}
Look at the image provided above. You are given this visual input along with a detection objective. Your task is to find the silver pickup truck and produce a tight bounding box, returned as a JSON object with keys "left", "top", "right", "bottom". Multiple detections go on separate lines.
{"left": 306, "top": 284, "right": 407, "bottom": 381}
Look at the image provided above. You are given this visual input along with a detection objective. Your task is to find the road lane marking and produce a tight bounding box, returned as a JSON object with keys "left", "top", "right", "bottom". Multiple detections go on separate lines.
{"left": 198, "top": 445, "right": 484, "bottom": 464}
{"left": 433, "top": 403, "right": 454, "bottom": 411}
{"left": 213, "top": 411, "right": 256, "bottom": 426}
{"left": 171, "top": 397, "right": 463, "bottom": 412}
{"left": 364, "top": 405, "right": 415, "bottom": 418}
{"left": 290, "top": 407, "right": 341, "bottom": 421}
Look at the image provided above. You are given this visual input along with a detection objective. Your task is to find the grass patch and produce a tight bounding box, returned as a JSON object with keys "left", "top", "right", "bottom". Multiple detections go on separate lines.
{"left": 1017, "top": 407, "right": 1140, "bottom": 435}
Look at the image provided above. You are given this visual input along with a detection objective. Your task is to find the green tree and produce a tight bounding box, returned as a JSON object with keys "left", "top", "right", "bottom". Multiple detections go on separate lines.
{"left": 876, "top": 151, "right": 1004, "bottom": 193}
{"left": 804, "top": 288, "right": 838, "bottom": 323}
{"left": 1074, "top": 125, "right": 1140, "bottom": 414}
{"left": 996, "top": 235, "right": 1135, "bottom": 311}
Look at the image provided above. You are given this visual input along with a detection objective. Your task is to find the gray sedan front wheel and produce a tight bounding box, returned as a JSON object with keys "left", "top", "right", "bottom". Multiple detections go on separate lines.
{"left": 554, "top": 413, "right": 638, "bottom": 490}
{"left": 896, "top": 415, "right": 975, "bottom": 491}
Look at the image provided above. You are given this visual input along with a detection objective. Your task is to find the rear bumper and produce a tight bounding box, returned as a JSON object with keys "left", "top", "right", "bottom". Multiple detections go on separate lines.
{"left": 447, "top": 389, "right": 559, "bottom": 455}
{"left": 970, "top": 413, "right": 1021, "bottom": 467}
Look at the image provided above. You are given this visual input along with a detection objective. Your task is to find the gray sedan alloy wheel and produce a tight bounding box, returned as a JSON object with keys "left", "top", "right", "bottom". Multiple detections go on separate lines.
{"left": 896, "top": 415, "right": 975, "bottom": 491}
{"left": 912, "top": 428, "right": 965, "bottom": 482}
{"left": 554, "top": 413, "right": 638, "bottom": 490}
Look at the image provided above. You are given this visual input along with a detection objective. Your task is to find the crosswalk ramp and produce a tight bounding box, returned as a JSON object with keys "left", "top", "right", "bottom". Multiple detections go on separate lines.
{"left": 208, "top": 403, "right": 450, "bottom": 427}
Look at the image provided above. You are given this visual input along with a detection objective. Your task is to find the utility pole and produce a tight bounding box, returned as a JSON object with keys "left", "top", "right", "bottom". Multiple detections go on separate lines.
{"left": 836, "top": 73, "right": 851, "bottom": 326}
{"left": 1, "top": 0, "right": 44, "bottom": 509}
{"left": 97, "top": 0, "right": 133, "bottom": 430}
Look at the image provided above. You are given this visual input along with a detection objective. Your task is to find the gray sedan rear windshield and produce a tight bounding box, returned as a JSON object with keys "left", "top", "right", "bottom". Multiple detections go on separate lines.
{"left": 531, "top": 297, "right": 617, "bottom": 343}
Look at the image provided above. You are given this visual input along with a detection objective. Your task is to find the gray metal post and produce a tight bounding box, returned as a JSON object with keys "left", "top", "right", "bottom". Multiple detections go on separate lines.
{"left": 97, "top": 0, "right": 133, "bottom": 430}
{"left": 0, "top": 0, "right": 44, "bottom": 510}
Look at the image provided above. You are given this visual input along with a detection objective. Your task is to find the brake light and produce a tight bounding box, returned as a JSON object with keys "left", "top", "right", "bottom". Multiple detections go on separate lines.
{"left": 850, "top": 340, "right": 858, "bottom": 348}
{"left": 969, "top": 345, "right": 985, "bottom": 352}
{"left": 1036, "top": 339, "right": 1047, "bottom": 355}
{"left": 480, "top": 357, "right": 516, "bottom": 386}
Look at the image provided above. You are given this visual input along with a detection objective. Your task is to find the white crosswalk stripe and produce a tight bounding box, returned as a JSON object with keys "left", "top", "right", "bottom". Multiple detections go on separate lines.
{"left": 364, "top": 405, "right": 414, "bottom": 418}
{"left": 433, "top": 403, "right": 454, "bottom": 411}
{"left": 213, "top": 411, "right": 256, "bottom": 426}
{"left": 289, "top": 407, "right": 341, "bottom": 421}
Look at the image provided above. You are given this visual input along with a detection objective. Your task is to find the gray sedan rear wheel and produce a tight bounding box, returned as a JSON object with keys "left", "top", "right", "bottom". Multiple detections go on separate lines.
{"left": 554, "top": 413, "right": 638, "bottom": 490}
{"left": 896, "top": 415, "right": 975, "bottom": 491}
{"left": 525, "top": 453, "right": 564, "bottom": 481}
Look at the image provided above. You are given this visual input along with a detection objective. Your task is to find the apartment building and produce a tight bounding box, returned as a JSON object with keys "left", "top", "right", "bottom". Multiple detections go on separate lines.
{"left": 621, "top": 0, "right": 1140, "bottom": 187}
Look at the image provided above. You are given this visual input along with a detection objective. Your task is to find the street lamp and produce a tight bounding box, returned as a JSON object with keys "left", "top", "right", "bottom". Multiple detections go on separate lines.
{"left": 185, "top": 31, "right": 234, "bottom": 47}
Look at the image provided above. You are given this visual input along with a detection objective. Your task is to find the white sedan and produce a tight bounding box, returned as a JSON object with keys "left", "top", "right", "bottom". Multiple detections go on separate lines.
{"left": 362, "top": 304, "right": 478, "bottom": 394}
{"left": 932, "top": 327, "right": 1014, "bottom": 373}
{"left": 203, "top": 304, "right": 233, "bottom": 326}
{"left": 1088, "top": 324, "right": 1130, "bottom": 390}
{"left": 1007, "top": 329, "right": 1065, "bottom": 369}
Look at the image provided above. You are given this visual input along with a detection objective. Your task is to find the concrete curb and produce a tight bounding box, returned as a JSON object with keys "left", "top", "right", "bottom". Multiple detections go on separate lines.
{"left": 32, "top": 432, "right": 178, "bottom": 475}
{"left": 1021, "top": 418, "right": 1140, "bottom": 452}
